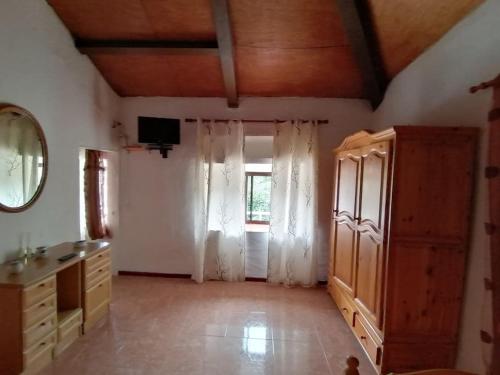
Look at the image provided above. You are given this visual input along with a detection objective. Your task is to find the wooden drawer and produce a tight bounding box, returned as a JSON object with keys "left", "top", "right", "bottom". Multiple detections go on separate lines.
{"left": 85, "top": 277, "right": 110, "bottom": 317}
{"left": 337, "top": 290, "right": 356, "bottom": 327}
{"left": 85, "top": 249, "right": 111, "bottom": 274}
{"left": 85, "top": 262, "right": 111, "bottom": 290}
{"left": 23, "top": 312, "right": 57, "bottom": 349}
{"left": 23, "top": 330, "right": 56, "bottom": 374}
{"left": 84, "top": 298, "right": 109, "bottom": 333}
{"left": 55, "top": 322, "right": 81, "bottom": 357}
{"left": 23, "top": 293, "right": 57, "bottom": 330}
{"left": 23, "top": 276, "right": 56, "bottom": 308}
{"left": 328, "top": 279, "right": 338, "bottom": 301}
{"left": 58, "top": 309, "right": 82, "bottom": 341}
{"left": 354, "top": 313, "right": 381, "bottom": 366}
{"left": 54, "top": 309, "right": 82, "bottom": 356}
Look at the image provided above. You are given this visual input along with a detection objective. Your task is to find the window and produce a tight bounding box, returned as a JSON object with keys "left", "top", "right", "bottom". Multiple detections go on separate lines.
{"left": 246, "top": 172, "right": 272, "bottom": 224}
{"left": 101, "top": 157, "right": 109, "bottom": 227}
{"left": 79, "top": 148, "right": 111, "bottom": 240}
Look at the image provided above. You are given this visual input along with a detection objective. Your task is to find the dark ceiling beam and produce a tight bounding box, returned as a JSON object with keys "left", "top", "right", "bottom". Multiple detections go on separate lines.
{"left": 75, "top": 39, "right": 219, "bottom": 56}
{"left": 211, "top": 0, "right": 239, "bottom": 108}
{"left": 336, "top": 0, "right": 387, "bottom": 109}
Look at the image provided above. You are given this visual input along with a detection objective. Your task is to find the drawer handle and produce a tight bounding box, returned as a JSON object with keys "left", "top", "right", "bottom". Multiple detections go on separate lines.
{"left": 39, "top": 342, "right": 46, "bottom": 347}
{"left": 98, "top": 283, "right": 103, "bottom": 288}
{"left": 40, "top": 322, "right": 46, "bottom": 327}
{"left": 39, "top": 303, "right": 46, "bottom": 308}
{"left": 98, "top": 269, "right": 103, "bottom": 273}
{"left": 360, "top": 335, "right": 367, "bottom": 340}
{"left": 342, "top": 307, "right": 348, "bottom": 312}
{"left": 38, "top": 283, "right": 45, "bottom": 288}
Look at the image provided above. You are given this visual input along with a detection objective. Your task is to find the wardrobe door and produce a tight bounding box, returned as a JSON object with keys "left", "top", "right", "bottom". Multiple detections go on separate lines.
{"left": 355, "top": 142, "right": 390, "bottom": 328}
{"left": 332, "top": 150, "right": 361, "bottom": 295}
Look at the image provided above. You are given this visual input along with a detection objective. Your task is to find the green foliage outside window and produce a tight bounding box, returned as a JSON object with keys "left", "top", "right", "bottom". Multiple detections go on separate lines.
{"left": 246, "top": 174, "right": 271, "bottom": 222}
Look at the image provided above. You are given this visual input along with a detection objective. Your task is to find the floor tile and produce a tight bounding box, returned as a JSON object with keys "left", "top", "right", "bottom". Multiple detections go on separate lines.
{"left": 38, "top": 277, "right": 374, "bottom": 375}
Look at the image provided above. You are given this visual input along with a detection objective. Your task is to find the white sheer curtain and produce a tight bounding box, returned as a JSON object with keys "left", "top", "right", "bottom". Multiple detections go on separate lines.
{"left": 267, "top": 120, "right": 319, "bottom": 286}
{"left": 192, "top": 119, "right": 246, "bottom": 282}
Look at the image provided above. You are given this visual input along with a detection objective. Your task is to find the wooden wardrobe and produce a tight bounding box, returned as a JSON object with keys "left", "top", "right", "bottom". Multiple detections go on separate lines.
{"left": 328, "top": 126, "right": 478, "bottom": 374}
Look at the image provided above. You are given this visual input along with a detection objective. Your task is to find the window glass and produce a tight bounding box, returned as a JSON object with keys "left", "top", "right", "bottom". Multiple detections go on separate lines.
{"left": 246, "top": 173, "right": 272, "bottom": 223}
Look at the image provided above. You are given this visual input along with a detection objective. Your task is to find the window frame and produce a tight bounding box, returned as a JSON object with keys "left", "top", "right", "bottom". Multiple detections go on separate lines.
{"left": 245, "top": 171, "right": 272, "bottom": 225}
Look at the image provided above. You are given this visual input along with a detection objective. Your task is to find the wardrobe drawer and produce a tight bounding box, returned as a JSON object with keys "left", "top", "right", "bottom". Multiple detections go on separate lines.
{"left": 23, "top": 275, "right": 56, "bottom": 308}
{"left": 85, "top": 277, "right": 110, "bottom": 318}
{"left": 85, "top": 249, "right": 111, "bottom": 274}
{"left": 85, "top": 262, "right": 111, "bottom": 290}
{"left": 23, "top": 312, "right": 57, "bottom": 349}
{"left": 23, "top": 293, "right": 57, "bottom": 330}
{"left": 23, "top": 331, "right": 56, "bottom": 373}
{"left": 337, "top": 292, "right": 356, "bottom": 327}
{"left": 354, "top": 313, "right": 381, "bottom": 366}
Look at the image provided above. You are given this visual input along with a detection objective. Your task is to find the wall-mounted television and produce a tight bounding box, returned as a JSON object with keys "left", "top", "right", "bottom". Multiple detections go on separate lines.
{"left": 138, "top": 116, "right": 180, "bottom": 158}
{"left": 138, "top": 116, "right": 180, "bottom": 145}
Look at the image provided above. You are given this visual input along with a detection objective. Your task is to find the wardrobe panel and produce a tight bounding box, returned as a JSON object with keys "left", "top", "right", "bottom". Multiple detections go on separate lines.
{"left": 359, "top": 145, "right": 387, "bottom": 228}
{"left": 333, "top": 220, "right": 356, "bottom": 293}
{"left": 335, "top": 155, "right": 359, "bottom": 216}
{"left": 385, "top": 241, "right": 466, "bottom": 338}
{"left": 355, "top": 230, "right": 384, "bottom": 328}
{"left": 392, "top": 136, "right": 475, "bottom": 243}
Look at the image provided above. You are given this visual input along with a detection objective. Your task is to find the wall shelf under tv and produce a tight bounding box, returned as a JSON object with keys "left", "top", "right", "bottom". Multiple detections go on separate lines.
{"left": 122, "top": 144, "right": 145, "bottom": 152}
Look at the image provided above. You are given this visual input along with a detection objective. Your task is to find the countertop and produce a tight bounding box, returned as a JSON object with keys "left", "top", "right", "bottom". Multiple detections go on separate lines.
{"left": 0, "top": 241, "right": 111, "bottom": 287}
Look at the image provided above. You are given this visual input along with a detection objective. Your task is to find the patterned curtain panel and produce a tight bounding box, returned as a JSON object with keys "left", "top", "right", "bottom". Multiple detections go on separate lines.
{"left": 486, "top": 80, "right": 500, "bottom": 375}
{"left": 267, "top": 120, "right": 318, "bottom": 286}
{"left": 471, "top": 74, "right": 500, "bottom": 375}
{"left": 84, "top": 149, "right": 107, "bottom": 240}
{"left": 192, "top": 120, "right": 246, "bottom": 282}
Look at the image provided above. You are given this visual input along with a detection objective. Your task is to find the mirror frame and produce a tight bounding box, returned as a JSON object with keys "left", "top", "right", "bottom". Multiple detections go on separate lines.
{"left": 0, "top": 104, "right": 48, "bottom": 213}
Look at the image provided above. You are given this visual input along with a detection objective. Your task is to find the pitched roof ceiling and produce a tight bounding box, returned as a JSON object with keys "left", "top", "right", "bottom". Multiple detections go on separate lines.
{"left": 47, "top": 0, "right": 482, "bottom": 106}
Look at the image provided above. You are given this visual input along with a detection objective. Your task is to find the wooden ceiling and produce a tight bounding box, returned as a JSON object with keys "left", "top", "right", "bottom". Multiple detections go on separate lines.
{"left": 47, "top": 0, "right": 482, "bottom": 107}
{"left": 367, "top": 0, "right": 484, "bottom": 78}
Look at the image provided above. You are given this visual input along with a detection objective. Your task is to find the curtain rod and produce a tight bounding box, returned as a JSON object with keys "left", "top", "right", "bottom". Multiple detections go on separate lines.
{"left": 184, "top": 118, "right": 328, "bottom": 124}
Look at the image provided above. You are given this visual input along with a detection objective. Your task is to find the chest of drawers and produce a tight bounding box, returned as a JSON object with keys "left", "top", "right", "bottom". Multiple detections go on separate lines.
{"left": 0, "top": 242, "right": 112, "bottom": 374}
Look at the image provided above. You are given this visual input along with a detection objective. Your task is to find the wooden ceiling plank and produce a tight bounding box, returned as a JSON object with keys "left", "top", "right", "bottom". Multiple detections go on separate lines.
{"left": 236, "top": 47, "right": 364, "bottom": 98}
{"left": 211, "top": 0, "right": 238, "bottom": 108}
{"left": 366, "top": 0, "right": 483, "bottom": 78}
{"left": 75, "top": 39, "right": 219, "bottom": 55}
{"left": 90, "top": 54, "right": 226, "bottom": 97}
{"left": 335, "top": 0, "right": 386, "bottom": 109}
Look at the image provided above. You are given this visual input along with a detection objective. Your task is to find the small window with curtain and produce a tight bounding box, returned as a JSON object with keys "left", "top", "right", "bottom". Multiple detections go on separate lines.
{"left": 245, "top": 168, "right": 272, "bottom": 224}
{"left": 82, "top": 149, "right": 111, "bottom": 240}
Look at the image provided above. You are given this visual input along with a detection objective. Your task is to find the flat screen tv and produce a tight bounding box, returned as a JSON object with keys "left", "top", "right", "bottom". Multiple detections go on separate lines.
{"left": 138, "top": 116, "right": 180, "bottom": 145}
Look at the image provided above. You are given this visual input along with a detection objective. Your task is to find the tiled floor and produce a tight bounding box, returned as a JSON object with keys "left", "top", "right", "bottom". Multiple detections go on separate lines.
{"left": 40, "top": 276, "right": 375, "bottom": 375}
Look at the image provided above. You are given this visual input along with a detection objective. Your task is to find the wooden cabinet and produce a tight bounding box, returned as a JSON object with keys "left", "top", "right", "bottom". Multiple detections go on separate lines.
{"left": 328, "top": 127, "right": 478, "bottom": 374}
{"left": 22, "top": 275, "right": 58, "bottom": 374}
{"left": 0, "top": 242, "right": 111, "bottom": 375}
{"left": 82, "top": 248, "right": 111, "bottom": 333}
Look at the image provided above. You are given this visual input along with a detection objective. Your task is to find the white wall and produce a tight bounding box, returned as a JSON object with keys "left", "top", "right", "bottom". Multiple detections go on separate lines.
{"left": 372, "top": 1, "right": 500, "bottom": 373}
{"left": 0, "top": 0, "right": 120, "bottom": 262}
{"left": 117, "top": 97, "right": 372, "bottom": 278}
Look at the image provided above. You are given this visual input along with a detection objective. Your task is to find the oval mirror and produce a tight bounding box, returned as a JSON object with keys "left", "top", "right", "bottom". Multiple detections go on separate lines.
{"left": 0, "top": 104, "right": 48, "bottom": 212}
